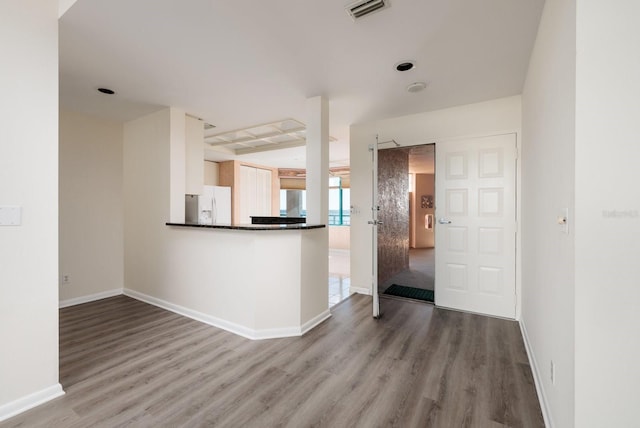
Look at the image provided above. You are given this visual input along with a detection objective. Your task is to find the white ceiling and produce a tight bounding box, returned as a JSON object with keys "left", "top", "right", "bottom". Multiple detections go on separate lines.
{"left": 59, "top": 0, "right": 544, "bottom": 168}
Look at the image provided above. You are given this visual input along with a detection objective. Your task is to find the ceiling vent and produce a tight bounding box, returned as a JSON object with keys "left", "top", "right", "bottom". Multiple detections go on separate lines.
{"left": 345, "top": 0, "right": 389, "bottom": 20}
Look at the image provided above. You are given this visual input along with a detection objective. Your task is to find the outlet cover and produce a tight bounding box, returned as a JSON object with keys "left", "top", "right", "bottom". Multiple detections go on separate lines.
{"left": 0, "top": 206, "right": 21, "bottom": 226}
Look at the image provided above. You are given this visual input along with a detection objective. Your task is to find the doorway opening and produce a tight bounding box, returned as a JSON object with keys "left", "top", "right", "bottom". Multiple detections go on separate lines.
{"left": 280, "top": 175, "right": 352, "bottom": 308}
{"left": 377, "top": 144, "right": 435, "bottom": 303}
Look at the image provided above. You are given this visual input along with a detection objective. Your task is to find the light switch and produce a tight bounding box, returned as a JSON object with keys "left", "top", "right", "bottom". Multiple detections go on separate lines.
{"left": 0, "top": 206, "right": 22, "bottom": 226}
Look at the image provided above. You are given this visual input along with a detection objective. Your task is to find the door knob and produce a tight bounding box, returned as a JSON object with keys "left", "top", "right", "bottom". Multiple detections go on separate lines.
{"left": 438, "top": 218, "right": 452, "bottom": 224}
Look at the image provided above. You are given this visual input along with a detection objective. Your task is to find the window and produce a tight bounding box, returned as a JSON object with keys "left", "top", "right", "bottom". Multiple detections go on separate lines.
{"left": 280, "top": 177, "right": 350, "bottom": 225}
{"left": 329, "top": 177, "right": 350, "bottom": 226}
{"left": 280, "top": 189, "right": 306, "bottom": 217}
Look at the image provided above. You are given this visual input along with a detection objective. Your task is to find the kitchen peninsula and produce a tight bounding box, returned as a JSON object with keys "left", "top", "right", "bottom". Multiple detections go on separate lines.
{"left": 150, "top": 222, "right": 330, "bottom": 340}
{"left": 122, "top": 105, "right": 331, "bottom": 343}
{"left": 166, "top": 222, "right": 324, "bottom": 231}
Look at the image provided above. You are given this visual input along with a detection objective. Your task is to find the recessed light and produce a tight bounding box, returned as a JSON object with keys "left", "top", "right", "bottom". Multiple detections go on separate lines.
{"left": 395, "top": 61, "right": 415, "bottom": 72}
{"left": 97, "top": 87, "right": 115, "bottom": 95}
{"left": 406, "top": 82, "right": 428, "bottom": 93}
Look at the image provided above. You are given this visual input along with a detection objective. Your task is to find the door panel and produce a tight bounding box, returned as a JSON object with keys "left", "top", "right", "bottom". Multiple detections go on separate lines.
{"left": 435, "top": 134, "right": 516, "bottom": 319}
{"left": 446, "top": 189, "right": 468, "bottom": 216}
{"left": 369, "top": 142, "right": 380, "bottom": 318}
{"left": 377, "top": 148, "right": 410, "bottom": 286}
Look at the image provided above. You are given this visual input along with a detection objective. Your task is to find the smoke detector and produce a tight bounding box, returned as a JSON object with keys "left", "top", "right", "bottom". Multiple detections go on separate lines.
{"left": 406, "top": 82, "right": 428, "bottom": 93}
{"left": 345, "top": 0, "right": 390, "bottom": 21}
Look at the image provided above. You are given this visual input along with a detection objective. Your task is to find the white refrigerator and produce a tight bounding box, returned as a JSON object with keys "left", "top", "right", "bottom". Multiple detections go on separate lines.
{"left": 198, "top": 185, "right": 231, "bottom": 225}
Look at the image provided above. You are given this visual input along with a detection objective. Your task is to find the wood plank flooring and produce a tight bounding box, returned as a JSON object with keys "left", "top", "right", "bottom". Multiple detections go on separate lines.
{"left": 1, "top": 294, "right": 544, "bottom": 427}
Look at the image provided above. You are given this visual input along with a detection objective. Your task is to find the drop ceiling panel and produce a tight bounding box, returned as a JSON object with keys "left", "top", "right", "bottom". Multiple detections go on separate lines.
{"left": 204, "top": 118, "right": 334, "bottom": 157}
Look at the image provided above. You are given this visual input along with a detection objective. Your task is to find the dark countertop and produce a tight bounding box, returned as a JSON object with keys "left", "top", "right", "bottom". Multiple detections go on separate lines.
{"left": 250, "top": 216, "right": 306, "bottom": 225}
{"left": 166, "top": 222, "right": 326, "bottom": 231}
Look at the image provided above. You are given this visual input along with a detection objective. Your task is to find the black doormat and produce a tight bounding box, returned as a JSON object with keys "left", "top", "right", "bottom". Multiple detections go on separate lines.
{"left": 383, "top": 284, "right": 434, "bottom": 302}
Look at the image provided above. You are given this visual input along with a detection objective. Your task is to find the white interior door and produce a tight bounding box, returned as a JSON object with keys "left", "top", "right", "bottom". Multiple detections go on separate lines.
{"left": 435, "top": 134, "right": 517, "bottom": 318}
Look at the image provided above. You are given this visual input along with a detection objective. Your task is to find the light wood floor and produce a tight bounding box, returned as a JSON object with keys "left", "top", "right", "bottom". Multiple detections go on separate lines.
{"left": 1, "top": 295, "right": 544, "bottom": 427}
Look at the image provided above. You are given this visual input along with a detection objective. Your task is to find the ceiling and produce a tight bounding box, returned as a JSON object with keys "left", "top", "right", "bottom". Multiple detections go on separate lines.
{"left": 59, "top": 0, "right": 544, "bottom": 169}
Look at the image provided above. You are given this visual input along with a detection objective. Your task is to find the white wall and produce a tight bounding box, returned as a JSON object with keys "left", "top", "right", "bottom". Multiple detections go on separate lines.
{"left": 574, "top": 1, "right": 640, "bottom": 426}
{"left": 0, "top": 0, "right": 62, "bottom": 419}
{"left": 169, "top": 108, "right": 186, "bottom": 223}
{"left": 521, "top": 0, "right": 576, "bottom": 426}
{"left": 124, "top": 110, "right": 171, "bottom": 297}
{"left": 58, "top": 0, "right": 78, "bottom": 17}
{"left": 204, "top": 161, "right": 219, "bottom": 186}
{"left": 305, "top": 96, "right": 329, "bottom": 225}
{"left": 349, "top": 96, "right": 521, "bottom": 295}
{"left": 328, "top": 226, "right": 350, "bottom": 250}
{"left": 185, "top": 115, "right": 204, "bottom": 195}
{"left": 59, "top": 110, "right": 124, "bottom": 305}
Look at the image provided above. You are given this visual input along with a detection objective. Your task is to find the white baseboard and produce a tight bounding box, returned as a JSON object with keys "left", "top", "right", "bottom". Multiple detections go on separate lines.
{"left": 301, "top": 309, "right": 332, "bottom": 335}
{"left": 59, "top": 288, "right": 123, "bottom": 308}
{"left": 328, "top": 248, "right": 350, "bottom": 255}
{"left": 250, "top": 326, "right": 303, "bottom": 340}
{"left": 350, "top": 286, "right": 371, "bottom": 296}
{"left": 124, "top": 288, "right": 326, "bottom": 341}
{"left": 123, "top": 288, "right": 255, "bottom": 339}
{"left": 243, "top": 310, "right": 331, "bottom": 340}
{"left": 519, "top": 320, "right": 553, "bottom": 428}
{"left": 0, "top": 383, "right": 64, "bottom": 422}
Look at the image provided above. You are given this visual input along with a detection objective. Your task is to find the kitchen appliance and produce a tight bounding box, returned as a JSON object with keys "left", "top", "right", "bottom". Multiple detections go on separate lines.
{"left": 198, "top": 185, "right": 231, "bottom": 225}
{"left": 185, "top": 194, "right": 199, "bottom": 224}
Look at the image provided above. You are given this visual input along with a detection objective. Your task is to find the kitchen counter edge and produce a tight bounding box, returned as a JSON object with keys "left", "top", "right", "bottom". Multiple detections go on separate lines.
{"left": 166, "top": 222, "right": 326, "bottom": 231}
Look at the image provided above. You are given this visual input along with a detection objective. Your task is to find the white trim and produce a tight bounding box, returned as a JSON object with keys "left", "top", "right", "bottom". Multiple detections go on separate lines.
{"left": 123, "top": 288, "right": 255, "bottom": 339}
{"left": 248, "top": 310, "right": 332, "bottom": 339}
{"left": 59, "top": 288, "right": 123, "bottom": 308}
{"left": 123, "top": 288, "right": 328, "bottom": 340}
{"left": 301, "top": 309, "right": 332, "bottom": 335}
{"left": 0, "top": 384, "right": 64, "bottom": 422}
{"left": 328, "top": 248, "right": 350, "bottom": 255}
{"left": 519, "top": 320, "right": 553, "bottom": 428}
{"left": 350, "top": 286, "right": 372, "bottom": 295}
{"left": 397, "top": 129, "right": 523, "bottom": 149}
{"left": 250, "top": 326, "right": 304, "bottom": 340}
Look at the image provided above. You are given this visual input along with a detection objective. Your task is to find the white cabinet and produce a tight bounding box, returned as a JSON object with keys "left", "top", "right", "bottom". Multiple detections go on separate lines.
{"left": 219, "top": 160, "right": 277, "bottom": 224}
{"left": 238, "top": 165, "right": 272, "bottom": 223}
{"left": 256, "top": 168, "right": 272, "bottom": 215}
